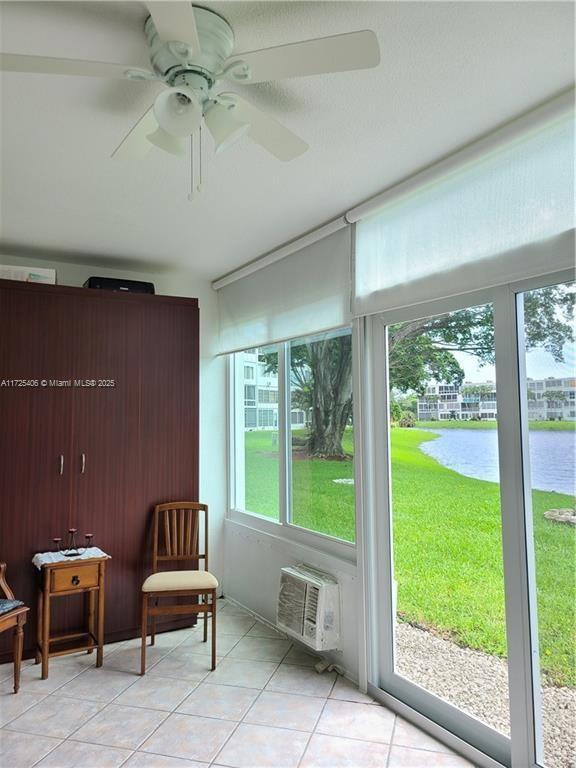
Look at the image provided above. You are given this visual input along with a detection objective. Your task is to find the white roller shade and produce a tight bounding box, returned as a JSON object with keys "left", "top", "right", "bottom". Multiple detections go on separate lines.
{"left": 354, "top": 109, "right": 575, "bottom": 317}
{"left": 218, "top": 225, "right": 352, "bottom": 353}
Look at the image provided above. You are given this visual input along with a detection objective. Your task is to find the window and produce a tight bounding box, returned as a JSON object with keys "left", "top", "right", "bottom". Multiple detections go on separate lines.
{"left": 289, "top": 328, "right": 354, "bottom": 542}
{"left": 233, "top": 347, "right": 279, "bottom": 520}
{"left": 244, "top": 408, "right": 257, "bottom": 429}
{"left": 244, "top": 365, "right": 254, "bottom": 380}
{"left": 231, "top": 328, "right": 355, "bottom": 544}
{"left": 258, "top": 388, "right": 278, "bottom": 404}
{"left": 258, "top": 409, "right": 277, "bottom": 428}
{"left": 244, "top": 385, "right": 256, "bottom": 406}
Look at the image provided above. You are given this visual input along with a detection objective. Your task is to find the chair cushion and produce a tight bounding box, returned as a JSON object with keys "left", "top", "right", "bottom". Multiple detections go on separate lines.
{"left": 0, "top": 598, "right": 24, "bottom": 615}
{"left": 142, "top": 570, "right": 218, "bottom": 592}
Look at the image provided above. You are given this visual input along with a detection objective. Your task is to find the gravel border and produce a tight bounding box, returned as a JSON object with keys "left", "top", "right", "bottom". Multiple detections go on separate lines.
{"left": 395, "top": 622, "right": 576, "bottom": 768}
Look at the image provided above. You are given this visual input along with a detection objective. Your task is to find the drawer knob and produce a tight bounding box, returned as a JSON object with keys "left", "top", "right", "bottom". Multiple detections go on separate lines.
{"left": 71, "top": 575, "right": 80, "bottom": 586}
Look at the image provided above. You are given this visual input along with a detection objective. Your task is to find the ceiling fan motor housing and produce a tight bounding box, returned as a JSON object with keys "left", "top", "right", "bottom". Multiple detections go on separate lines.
{"left": 145, "top": 6, "right": 235, "bottom": 89}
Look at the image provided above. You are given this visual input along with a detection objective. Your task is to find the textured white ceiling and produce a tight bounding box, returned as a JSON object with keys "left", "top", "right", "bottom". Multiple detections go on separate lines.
{"left": 0, "top": 1, "right": 573, "bottom": 279}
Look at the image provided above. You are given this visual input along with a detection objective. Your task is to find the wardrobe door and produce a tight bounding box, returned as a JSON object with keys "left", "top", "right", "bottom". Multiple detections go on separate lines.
{"left": 140, "top": 299, "right": 199, "bottom": 632}
{"left": 0, "top": 284, "right": 74, "bottom": 658}
{"left": 140, "top": 300, "right": 198, "bottom": 629}
{"left": 140, "top": 300, "right": 199, "bottom": 511}
{"left": 70, "top": 296, "right": 142, "bottom": 638}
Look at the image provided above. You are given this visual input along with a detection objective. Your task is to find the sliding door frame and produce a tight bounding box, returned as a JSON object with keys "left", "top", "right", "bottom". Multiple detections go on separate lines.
{"left": 361, "top": 268, "right": 574, "bottom": 768}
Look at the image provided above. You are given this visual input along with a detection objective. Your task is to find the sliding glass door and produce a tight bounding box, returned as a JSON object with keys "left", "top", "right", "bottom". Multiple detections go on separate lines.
{"left": 366, "top": 271, "right": 575, "bottom": 768}
{"left": 516, "top": 280, "right": 575, "bottom": 768}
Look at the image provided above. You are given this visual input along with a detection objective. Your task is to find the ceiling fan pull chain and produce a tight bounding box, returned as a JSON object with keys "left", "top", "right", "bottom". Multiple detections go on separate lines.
{"left": 198, "top": 125, "right": 203, "bottom": 194}
{"left": 188, "top": 133, "right": 195, "bottom": 202}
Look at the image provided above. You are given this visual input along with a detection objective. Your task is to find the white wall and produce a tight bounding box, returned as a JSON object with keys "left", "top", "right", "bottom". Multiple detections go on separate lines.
{"left": 0, "top": 253, "right": 227, "bottom": 586}
{"left": 224, "top": 517, "right": 360, "bottom": 681}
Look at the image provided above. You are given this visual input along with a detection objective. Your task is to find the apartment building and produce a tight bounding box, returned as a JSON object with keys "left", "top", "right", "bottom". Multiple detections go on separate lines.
{"left": 526, "top": 376, "right": 576, "bottom": 421}
{"left": 417, "top": 377, "right": 576, "bottom": 422}
{"left": 242, "top": 350, "right": 307, "bottom": 429}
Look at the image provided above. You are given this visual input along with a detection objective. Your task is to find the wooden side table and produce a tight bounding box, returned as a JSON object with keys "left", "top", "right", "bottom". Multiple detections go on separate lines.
{"left": 36, "top": 556, "right": 108, "bottom": 679}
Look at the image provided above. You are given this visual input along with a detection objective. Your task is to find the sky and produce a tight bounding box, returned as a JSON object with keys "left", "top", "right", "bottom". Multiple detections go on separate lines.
{"left": 456, "top": 343, "right": 576, "bottom": 384}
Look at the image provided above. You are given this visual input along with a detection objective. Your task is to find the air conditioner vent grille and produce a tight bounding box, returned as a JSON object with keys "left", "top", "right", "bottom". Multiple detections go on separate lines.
{"left": 276, "top": 564, "right": 340, "bottom": 652}
{"left": 304, "top": 585, "right": 319, "bottom": 625}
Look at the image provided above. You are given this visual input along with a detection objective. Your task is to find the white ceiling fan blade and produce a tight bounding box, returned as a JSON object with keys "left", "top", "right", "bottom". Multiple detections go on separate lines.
{"left": 224, "top": 30, "right": 379, "bottom": 84}
{"left": 221, "top": 93, "right": 308, "bottom": 161}
{"left": 0, "top": 52, "right": 155, "bottom": 80}
{"left": 111, "top": 107, "right": 157, "bottom": 160}
{"left": 146, "top": 2, "right": 201, "bottom": 53}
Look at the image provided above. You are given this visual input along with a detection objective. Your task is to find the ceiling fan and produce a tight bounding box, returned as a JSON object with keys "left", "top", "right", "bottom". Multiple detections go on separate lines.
{"left": 0, "top": 2, "right": 380, "bottom": 162}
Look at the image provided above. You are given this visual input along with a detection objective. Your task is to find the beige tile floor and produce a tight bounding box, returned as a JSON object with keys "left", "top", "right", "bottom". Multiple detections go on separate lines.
{"left": 0, "top": 600, "right": 478, "bottom": 768}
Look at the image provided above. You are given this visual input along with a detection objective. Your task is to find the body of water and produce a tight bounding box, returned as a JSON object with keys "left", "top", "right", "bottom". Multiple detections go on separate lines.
{"left": 420, "top": 428, "right": 576, "bottom": 496}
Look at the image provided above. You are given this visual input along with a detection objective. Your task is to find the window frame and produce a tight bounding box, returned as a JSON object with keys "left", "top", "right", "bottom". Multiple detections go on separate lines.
{"left": 228, "top": 327, "right": 357, "bottom": 563}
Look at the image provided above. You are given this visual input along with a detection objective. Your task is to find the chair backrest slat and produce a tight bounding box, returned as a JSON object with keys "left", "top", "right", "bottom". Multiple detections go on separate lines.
{"left": 191, "top": 510, "right": 198, "bottom": 557}
{"left": 171, "top": 509, "right": 177, "bottom": 555}
{"left": 164, "top": 511, "right": 171, "bottom": 557}
{"left": 152, "top": 502, "right": 208, "bottom": 572}
{"left": 185, "top": 511, "right": 192, "bottom": 555}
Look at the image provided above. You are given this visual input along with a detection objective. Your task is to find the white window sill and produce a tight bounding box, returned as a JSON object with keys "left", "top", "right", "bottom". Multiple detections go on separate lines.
{"left": 228, "top": 508, "right": 357, "bottom": 568}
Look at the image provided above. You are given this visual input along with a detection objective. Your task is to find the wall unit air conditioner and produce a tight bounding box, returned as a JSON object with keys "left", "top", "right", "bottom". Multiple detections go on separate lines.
{"left": 277, "top": 564, "right": 340, "bottom": 651}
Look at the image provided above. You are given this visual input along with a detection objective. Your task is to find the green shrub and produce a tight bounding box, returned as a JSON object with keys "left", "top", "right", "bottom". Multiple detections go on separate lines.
{"left": 399, "top": 411, "right": 416, "bottom": 428}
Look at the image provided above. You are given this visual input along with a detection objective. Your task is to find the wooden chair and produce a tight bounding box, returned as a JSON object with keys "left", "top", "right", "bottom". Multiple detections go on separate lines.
{"left": 141, "top": 502, "right": 218, "bottom": 675}
{"left": 0, "top": 563, "right": 29, "bottom": 693}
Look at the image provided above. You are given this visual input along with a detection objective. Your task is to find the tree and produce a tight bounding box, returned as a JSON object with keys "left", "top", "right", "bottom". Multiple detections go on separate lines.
{"left": 291, "top": 334, "right": 353, "bottom": 457}
{"left": 542, "top": 389, "right": 568, "bottom": 405}
{"left": 461, "top": 384, "right": 495, "bottom": 398}
{"left": 265, "top": 285, "right": 575, "bottom": 458}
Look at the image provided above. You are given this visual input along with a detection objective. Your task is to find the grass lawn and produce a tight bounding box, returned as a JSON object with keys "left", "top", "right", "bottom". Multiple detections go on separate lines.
{"left": 244, "top": 427, "right": 575, "bottom": 686}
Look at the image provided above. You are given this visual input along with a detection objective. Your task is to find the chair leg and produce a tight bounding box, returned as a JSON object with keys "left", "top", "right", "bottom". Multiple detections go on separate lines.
{"left": 203, "top": 594, "right": 208, "bottom": 643}
{"left": 151, "top": 598, "right": 157, "bottom": 646}
{"left": 211, "top": 590, "right": 217, "bottom": 671}
{"left": 41, "top": 592, "right": 50, "bottom": 680}
{"left": 35, "top": 590, "right": 42, "bottom": 665}
{"left": 13, "top": 620, "right": 24, "bottom": 694}
{"left": 140, "top": 593, "right": 148, "bottom": 676}
{"left": 86, "top": 590, "right": 95, "bottom": 654}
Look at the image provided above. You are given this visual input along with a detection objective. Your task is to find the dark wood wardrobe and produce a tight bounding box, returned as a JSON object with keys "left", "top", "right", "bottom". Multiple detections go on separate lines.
{"left": 0, "top": 278, "right": 199, "bottom": 663}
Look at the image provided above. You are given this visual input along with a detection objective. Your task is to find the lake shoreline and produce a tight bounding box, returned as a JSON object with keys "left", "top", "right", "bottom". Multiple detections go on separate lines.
{"left": 417, "top": 426, "right": 576, "bottom": 496}
{"left": 415, "top": 419, "right": 575, "bottom": 431}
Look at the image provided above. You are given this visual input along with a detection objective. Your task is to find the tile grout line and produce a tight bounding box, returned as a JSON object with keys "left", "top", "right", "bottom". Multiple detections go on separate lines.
{"left": 22, "top": 731, "right": 65, "bottom": 768}
{"left": 81, "top": 607, "right": 255, "bottom": 761}
{"left": 4, "top": 618, "right": 413, "bottom": 767}
{"left": 0, "top": 614, "right": 214, "bottom": 762}
{"left": 204, "top": 622, "right": 293, "bottom": 765}
{"left": 59, "top": 622, "right": 223, "bottom": 752}
{"left": 0, "top": 692, "right": 51, "bottom": 730}
{"left": 1, "top": 647, "right": 134, "bottom": 740}
{"left": 208, "top": 657, "right": 285, "bottom": 765}
{"left": 385, "top": 710, "right": 398, "bottom": 768}
{"left": 9, "top": 630, "right": 197, "bottom": 757}
{"left": 295, "top": 675, "right": 337, "bottom": 768}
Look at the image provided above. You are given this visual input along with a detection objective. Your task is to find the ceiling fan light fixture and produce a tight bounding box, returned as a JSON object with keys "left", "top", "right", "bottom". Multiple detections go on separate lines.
{"left": 146, "top": 127, "right": 186, "bottom": 156}
{"left": 204, "top": 101, "right": 249, "bottom": 154}
{"left": 153, "top": 86, "right": 202, "bottom": 138}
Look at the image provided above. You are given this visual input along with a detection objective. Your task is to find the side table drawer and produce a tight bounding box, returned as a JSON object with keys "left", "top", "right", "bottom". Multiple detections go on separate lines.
{"left": 50, "top": 563, "right": 99, "bottom": 593}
